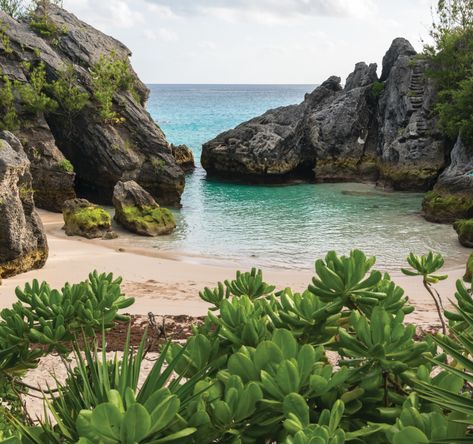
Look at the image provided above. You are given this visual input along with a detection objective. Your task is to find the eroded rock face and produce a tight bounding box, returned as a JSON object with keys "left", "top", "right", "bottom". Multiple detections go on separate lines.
{"left": 171, "top": 144, "right": 195, "bottom": 172}
{"left": 377, "top": 39, "right": 445, "bottom": 190}
{"left": 0, "top": 6, "right": 184, "bottom": 207}
{"left": 62, "top": 198, "right": 113, "bottom": 239}
{"left": 113, "top": 180, "right": 176, "bottom": 236}
{"left": 201, "top": 38, "right": 447, "bottom": 192}
{"left": 423, "top": 136, "right": 473, "bottom": 222}
{"left": 17, "top": 116, "right": 75, "bottom": 212}
{"left": 0, "top": 131, "right": 48, "bottom": 281}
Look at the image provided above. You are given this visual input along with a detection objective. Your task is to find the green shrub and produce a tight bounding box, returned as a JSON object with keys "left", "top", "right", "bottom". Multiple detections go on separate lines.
{"left": 49, "top": 64, "right": 89, "bottom": 118}
{"left": 15, "top": 62, "right": 57, "bottom": 115}
{"left": 90, "top": 52, "right": 136, "bottom": 124}
{"left": 0, "top": 22, "right": 12, "bottom": 55}
{"left": 371, "top": 81, "right": 385, "bottom": 99}
{"left": 5, "top": 250, "right": 473, "bottom": 443}
{"left": 0, "top": 75, "right": 19, "bottom": 131}
{"left": 58, "top": 158, "right": 73, "bottom": 173}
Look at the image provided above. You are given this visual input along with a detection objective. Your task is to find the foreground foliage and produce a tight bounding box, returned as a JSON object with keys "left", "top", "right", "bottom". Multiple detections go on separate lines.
{"left": 1, "top": 250, "right": 473, "bottom": 443}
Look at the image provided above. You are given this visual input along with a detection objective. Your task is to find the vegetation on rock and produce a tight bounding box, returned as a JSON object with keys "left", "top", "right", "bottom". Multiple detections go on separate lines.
{"left": 0, "top": 76, "right": 19, "bottom": 131}
{"left": 0, "top": 250, "right": 472, "bottom": 442}
{"left": 454, "top": 218, "right": 473, "bottom": 247}
{"left": 120, "top": 205, "right": 176, "bottom": 236}
{"left": 62, "top": 199, "right": 112, "bottom": 239}
{"left": 426, "top": 0, "right": 473, "bottom": 143}
{"left": 90, "top": 52, "right": 136, "bottom": 124}
{"left": 464, "top": 252, "right": 473, "bottom": 282}
{"left": 422, "top": 190, "right": 473, "bottom": 223}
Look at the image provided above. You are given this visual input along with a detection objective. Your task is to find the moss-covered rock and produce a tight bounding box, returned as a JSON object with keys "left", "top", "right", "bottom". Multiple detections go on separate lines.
{"left": 422, "top": 191, "right": 473, "bottom": 223}
{"left": 120, "top": 205, "right": 176, "bottom": 236}
{"left": 454, "top": 219, "right": 473, "bottom": 248}
{"left": 464, "top": 253, "right": 473, "bottom": 283}
{"left": 62, "top": 198, "right": 113, "bottom": 239}
{"left": 113, "top": 180, "right": 176, "bottom": 236}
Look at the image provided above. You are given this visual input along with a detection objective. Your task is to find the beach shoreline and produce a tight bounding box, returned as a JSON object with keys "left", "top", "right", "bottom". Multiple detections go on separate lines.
{"left": 0, "top": 210, "right": 469, "bottom": 328}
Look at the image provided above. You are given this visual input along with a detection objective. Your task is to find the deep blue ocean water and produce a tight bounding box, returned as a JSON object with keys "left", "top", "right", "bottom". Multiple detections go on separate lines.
{"left": 134, "top": 84, "right": 465, "bottom": 270}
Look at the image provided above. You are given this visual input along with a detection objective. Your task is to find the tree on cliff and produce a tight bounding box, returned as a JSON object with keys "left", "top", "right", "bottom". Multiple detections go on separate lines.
{"left": 427, "top": 0, "right": 473, "bottom": 142}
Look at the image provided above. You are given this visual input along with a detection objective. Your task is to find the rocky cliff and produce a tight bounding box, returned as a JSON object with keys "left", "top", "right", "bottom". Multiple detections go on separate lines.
{"left": 0, "top": 131, "right": 48, "bottom": 281}
{"left": 202, "top": 38, "right": 446, "bottom": 192}
{"left": 0, "top": 5, "right": 184, "bottom": 209}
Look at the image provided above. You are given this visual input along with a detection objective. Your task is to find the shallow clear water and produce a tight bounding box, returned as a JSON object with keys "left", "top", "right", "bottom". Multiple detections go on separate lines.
{"left": 133, "top": 84, "right": 465, "bottom": 271}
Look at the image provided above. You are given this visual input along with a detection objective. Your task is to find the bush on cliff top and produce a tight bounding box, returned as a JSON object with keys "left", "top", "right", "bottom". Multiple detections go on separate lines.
{"left": 1, "top": 250, "right": 473, "bottom": 442}
{"left": 426, "top": 1, "right": 473, "bottom": 142}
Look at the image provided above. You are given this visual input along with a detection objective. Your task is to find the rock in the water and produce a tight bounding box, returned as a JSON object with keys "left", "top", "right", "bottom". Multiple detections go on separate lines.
{"left": 464, "top": 253, "right": 473, "bottom": 282}
{"left": 171, "top": 144, "right": 195, "bottom": 172}
{"left": 62, "top": 198, "right": 113, "bottom": 239}
{"left": 17, "top": 117, "right": 76, "bottom": 212}
{"left": 0, "top": 131, "right": 48, "bottom": 281}
{"left": 201, "top": 38, "right": 447, "bottom": 192}
{"left": 113, "top": 180, "right": 176, "bottom": 236}
{"left": 454, "top": 219, "right": 473, "bottom": 248}
{"left": 423, "top": 136, "right": 473, "bottom": 223}
{"left": 0, "top": 6, "right": 184, "bottom": 206}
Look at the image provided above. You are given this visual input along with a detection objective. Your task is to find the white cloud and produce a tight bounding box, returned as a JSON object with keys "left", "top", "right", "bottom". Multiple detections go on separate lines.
{"left": 144, "top": 0, "right": 377, "bottom": 23}
{"left": 143, "top": 28, "right": 178, "bottom": 42}
{"left": 63, "top": 0, "right": 144, "bottom": 30}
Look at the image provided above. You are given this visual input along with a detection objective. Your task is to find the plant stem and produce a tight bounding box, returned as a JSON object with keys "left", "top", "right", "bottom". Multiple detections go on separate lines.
{"left": 423, "top": 278, "right": 447, "bottom": 335}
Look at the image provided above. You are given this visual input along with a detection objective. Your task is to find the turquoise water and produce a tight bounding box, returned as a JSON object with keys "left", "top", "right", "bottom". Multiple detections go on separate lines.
{"left": 138, "top": 84, "right": 465, "bottom": 271}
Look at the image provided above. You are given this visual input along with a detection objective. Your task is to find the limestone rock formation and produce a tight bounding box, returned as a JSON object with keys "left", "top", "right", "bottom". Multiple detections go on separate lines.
{"left": 0, "top": 131, "right": 48, "bottom": 281}
{"left": 17, "top": 117, "right": 75, "bottom": 212}
{"left": 423, "top": 136, "right": 473, "bottom": 222}
{"left": 377, "top": 39, "right": 445, "bottom": 190}
{"left": 202, "top": 38, "right": 447, "bottom": 192}
{"left": 62, "top": 198, "right": 113, "bottom": 239}
{"left": 113, "top": 180, "right": 176, "bottom": 236}
{"left": 454, "top": 219, "right": 473, "bottom": 248}
{"left": 0, "top": 5, "right": 184, "bottom": 207}
{"left": 171, "top": 144, "right": 195, "bottom": 172}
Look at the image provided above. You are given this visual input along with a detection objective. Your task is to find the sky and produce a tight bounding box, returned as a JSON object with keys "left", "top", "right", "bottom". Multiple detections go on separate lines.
{"left": 61, "top": 0, "right": 436, "bottom": 84}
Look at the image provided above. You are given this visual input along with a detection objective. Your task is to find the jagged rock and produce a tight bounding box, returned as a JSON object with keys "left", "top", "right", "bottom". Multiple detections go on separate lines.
{"left": 454, "top": 219, "right": 473, "bottom": 247}
{"left": 62, "top": 198, "right": 113, "bottom": 239}
{"left": 423, "top": 136, "right": 473, "bottom": 222}
{"left": 17, "top": 116, "right": 75, "bottom": 212}
{"left": 0, "top": 6, "right": 184, "bottom": 207}
{"left": 0, "top": 131, "right": 48, "bottom": 281}
{"left": 113, "top": 180, "right": 176, "bottom": 236}
{"left": 171, "top": 144, "right": 195, "bottom": 172}
{"left": 201, "top": 38, "right": 447, "bottom": 193}
{"left": 380, "top": 37, "right": 417, "bottom": 81}
{"left": 345, "top": 62, "right": 378, "bottom": 91}
{"left": 377, "top": 41, "right": 445, "bottom": 191}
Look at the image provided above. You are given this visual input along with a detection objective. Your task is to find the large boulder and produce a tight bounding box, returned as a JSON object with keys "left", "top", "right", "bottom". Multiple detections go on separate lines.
{"left": 423, "top": 136, "right": 473, "bottom": 223}
{"left": 0, "top": 131, "right": 48, "bottom": 281}
{"left": 113, "top": 181, "right": 176, "bottom": 236}
{"left": 62, "top": 198, "right": 113, "bottom": 239}
{"left": 454, "top": 219, "right": 473, "bottom": 247}
{"left": 0, "top": 6, "right": 184, "bottom": 207}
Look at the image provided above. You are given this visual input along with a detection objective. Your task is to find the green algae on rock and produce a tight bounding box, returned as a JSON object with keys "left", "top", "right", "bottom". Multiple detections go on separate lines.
{"left": 454, "top": 219, "right": 473, "bottom": 248}
{"left": 113, "top": 180, "right": 176, "bottom": 236}
{"left": 62, "top": 198, "right": 113, "bottom": 239}
{"left": 423, "top": 191, "right": 473, "bottom": 223}
{"left": 464, "top": 253, "right": 473, "bottom": 283}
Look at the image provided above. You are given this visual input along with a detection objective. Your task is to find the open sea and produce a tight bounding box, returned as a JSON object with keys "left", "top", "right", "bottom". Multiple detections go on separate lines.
{"left": 134, "top": 84, "right": 466, "bottom": 271}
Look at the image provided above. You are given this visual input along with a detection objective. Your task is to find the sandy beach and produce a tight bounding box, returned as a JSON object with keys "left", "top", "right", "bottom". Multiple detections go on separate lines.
{"left": 0, "top": 209, "right": 468, "bottom": 329}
